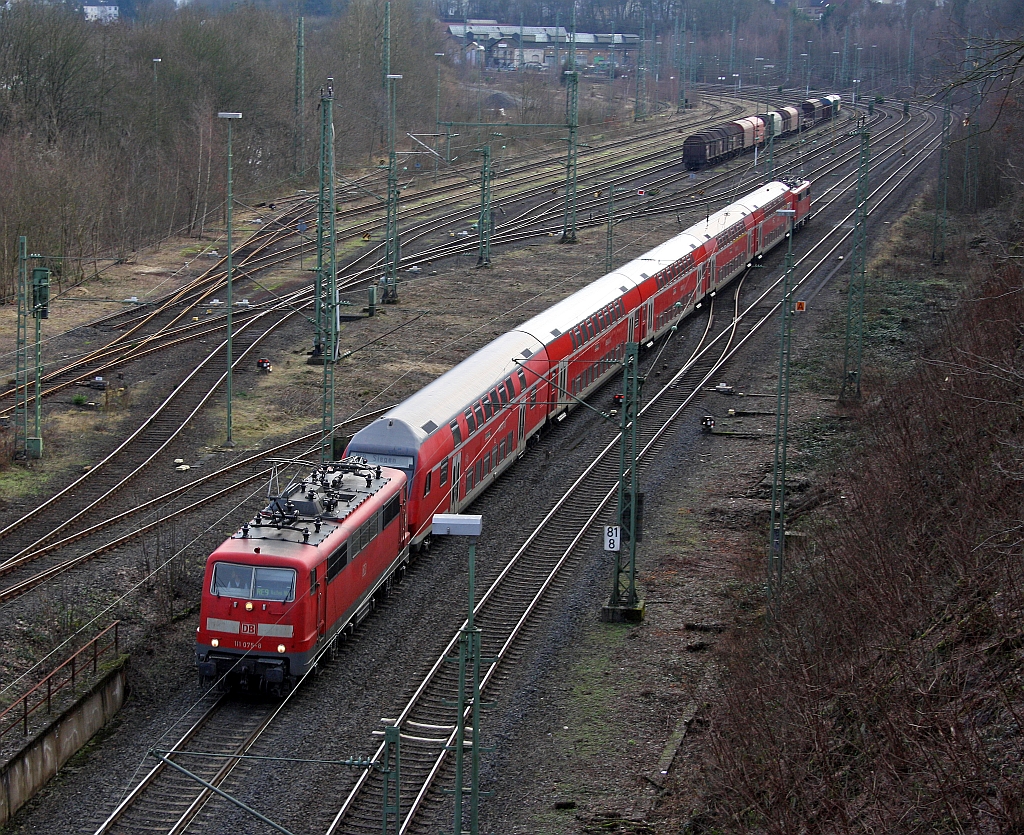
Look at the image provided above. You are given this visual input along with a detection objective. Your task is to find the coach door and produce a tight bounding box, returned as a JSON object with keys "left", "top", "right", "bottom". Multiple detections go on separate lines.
{"left": 557, "top": 363, "right": 568, "bottom": 409}
{"left": 517, "top": 404, "right": 526, "bottom": 455}
{"left": 450, "top": 454, "right": 461, "bottom": 512}
{"left": 628, "top": 311, "right": 639, "bottom": 343}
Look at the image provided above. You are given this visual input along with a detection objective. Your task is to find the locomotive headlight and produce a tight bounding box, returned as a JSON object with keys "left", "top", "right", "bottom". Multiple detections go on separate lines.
{"left": 211, "top": 638, "right": 220, "bottom": 648}
{"left": 277, "top": 644, "right": 286, "bottom": 653}
{"left": 245, "top": 601, "right": 253, "bottom": 611}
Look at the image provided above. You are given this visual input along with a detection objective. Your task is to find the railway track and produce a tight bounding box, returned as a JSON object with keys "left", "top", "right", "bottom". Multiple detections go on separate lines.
{"left": 318, "top": 97, "right": 944, "bottom": 834}
{"left": 36, "top": 92, "right": 942, "bottom": 835}
{"left": 90, "top": 691, "right": 292, "bottom": 835}
{"left": 0, "top": 100, "right": 744, "bottom": 421}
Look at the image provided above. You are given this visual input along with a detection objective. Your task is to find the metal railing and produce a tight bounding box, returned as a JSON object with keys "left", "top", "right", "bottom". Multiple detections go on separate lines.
{"left": 0, "top": 621, "right": 121, "bottom": 742}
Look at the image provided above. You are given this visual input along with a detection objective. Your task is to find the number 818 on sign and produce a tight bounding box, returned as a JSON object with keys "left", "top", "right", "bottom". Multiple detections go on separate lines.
{"left": 604, "top": 525, "right": 621, "bottom": 552}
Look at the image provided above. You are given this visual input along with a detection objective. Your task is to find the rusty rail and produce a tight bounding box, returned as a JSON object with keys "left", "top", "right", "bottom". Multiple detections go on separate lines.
{"left": 0, "top": 621, "right": 121, "bottom": 741}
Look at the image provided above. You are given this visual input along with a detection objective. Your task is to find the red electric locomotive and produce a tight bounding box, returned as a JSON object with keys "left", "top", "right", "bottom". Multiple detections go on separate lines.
{"left": 196, "top": 458, "right": 409, "bottom": 691}
{"left": 196, "top": 179, "right": 813, "bottom": 690}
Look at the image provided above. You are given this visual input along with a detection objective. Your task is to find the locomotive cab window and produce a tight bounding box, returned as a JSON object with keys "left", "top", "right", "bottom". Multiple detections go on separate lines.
{"left": 211, "top": 562, "right": 296, "bottom": 602}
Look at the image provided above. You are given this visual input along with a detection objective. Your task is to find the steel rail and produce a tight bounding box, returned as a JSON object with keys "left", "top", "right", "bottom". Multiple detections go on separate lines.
{"left": 0, "top": 409, "right": 391, "bottom": 604}
{"left": 0, "top": 299, "right": 302, "bottom": 559}
{"left": 94, "top": 661, "right": 317, "bottom": 835}
{"left": 325, "top": 109, "right": 942, "bottom": 833}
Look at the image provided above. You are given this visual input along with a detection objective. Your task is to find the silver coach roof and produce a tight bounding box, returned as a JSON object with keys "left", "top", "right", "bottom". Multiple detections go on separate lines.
{"left": 516, "top": 269, "right": 642, "bottom": 344}
{"left": 349, "top": 182, "right": 798, "bottom": 457}
{"left": 348, "top": 330, "right": 545, "bottom": 456}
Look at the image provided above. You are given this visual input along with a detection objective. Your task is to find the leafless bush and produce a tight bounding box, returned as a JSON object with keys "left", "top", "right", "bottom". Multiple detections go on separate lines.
{"left": 706, "top": 255, "right": 1024, "bottom": 832}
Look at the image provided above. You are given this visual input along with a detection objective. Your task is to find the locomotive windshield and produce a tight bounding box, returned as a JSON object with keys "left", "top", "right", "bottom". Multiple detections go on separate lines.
{"left": 211, "top": 562, "right": 296, "bottom": 602}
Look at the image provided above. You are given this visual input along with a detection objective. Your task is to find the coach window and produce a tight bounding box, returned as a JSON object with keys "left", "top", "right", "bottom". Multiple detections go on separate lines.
{"left": 530, "top": 386, "right": 537, "bottom": 407}
{"left": 505, "top": 378, "right": 516, "bottom": 400}
{"left": 474, "top": 403, "right": 486, "bottom": 425}
{"left": 450, "top": 419, "right": 463, "bottom": 446}
{"left": 439, "top": 458, "right": 449, "bottom": 486}
{"left": 497, "top": 386, "right": 508, "bottom": 407}
{"left": 517, "top": 369, "right": 527, "bottom": 389}
{"left": 464, "top": 409, "right": 477, "bottom": 434}
{"left": 424, "top": 470, "right": 432, "bottom": 496}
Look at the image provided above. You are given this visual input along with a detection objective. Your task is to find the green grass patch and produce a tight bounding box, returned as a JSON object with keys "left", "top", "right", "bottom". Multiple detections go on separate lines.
{"left": 522, "top": 622, "right": 632, "bottom": 831}
{"left": 0, "top": 460, "right": 57, "bottom": 498}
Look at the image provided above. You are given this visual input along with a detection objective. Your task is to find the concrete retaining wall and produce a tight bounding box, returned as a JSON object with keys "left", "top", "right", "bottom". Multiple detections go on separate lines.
{"left": 0, "top": 661, "right": 127, "bottom": 826}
